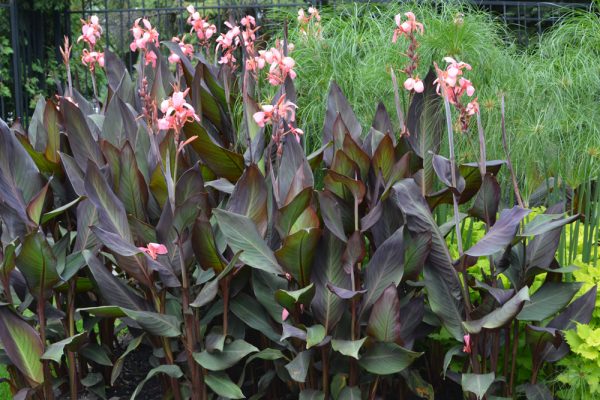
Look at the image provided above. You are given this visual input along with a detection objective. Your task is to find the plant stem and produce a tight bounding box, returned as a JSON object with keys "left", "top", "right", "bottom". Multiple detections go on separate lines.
{"left": 508, "top": 320, "right": 519, "bottom": 396}
{"left": 442, "top": 95, "right": 472, "bottom": 315}
{"left": 37, "top": 297, "right": 54, "bottom": 400}
{"left": 222, "top": 277, "right": 230, "bottom": 337}
{"left": 368, "top": 376, "right": 380, "bottom": 400}
{"left": 177, "top": 241, "right": 202, "bottom": 400}
{"left": 67, "top": 281, "right": 78, "bottom": 400}
{"left": 501, "top": 95, "right": 524, "bottom": 208}
{"left": 321, "top": 346, "right": 329, "bottom": 399}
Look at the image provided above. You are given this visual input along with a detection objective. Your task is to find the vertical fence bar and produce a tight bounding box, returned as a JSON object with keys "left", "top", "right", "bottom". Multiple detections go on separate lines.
{"left": 9, "top": 0, "right": 23, "bottom": 120}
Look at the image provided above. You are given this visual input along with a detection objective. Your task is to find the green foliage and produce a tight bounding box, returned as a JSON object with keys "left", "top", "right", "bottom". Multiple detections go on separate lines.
{"left": 556, "top": 324, "right": 600, "bottom": 399}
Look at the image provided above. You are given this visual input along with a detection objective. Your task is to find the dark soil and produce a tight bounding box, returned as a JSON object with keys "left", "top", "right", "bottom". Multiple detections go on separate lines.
{"left": 105, "top": 344, "right": 163, "bottom": 400}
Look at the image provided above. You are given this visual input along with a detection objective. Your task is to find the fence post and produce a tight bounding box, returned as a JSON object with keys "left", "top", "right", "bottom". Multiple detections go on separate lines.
{"left": 9, "top": 0, "right": 23, "bottom": 120}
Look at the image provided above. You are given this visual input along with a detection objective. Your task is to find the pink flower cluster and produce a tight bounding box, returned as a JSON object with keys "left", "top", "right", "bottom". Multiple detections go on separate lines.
{"left": 78, "top": 15, "right": 104, "bottom": 72}
{"left": 216, "top": 21, "right": 242, "bottom": 68}
{"left": 297, "top": 7, "right": 322, "bottom": 37}
{"left": 434, "top": 57, "right": 479, "bottom": 130}
{"left": 392, "top": 11, "right": 423, "bottom": 43}
{"left": 393, "top": 12, "right": 424, "bottom": 94}
{"left": 168, "top": 35, "right": 194, "bottom": 64}
{"left": 186, "top": 6, "right": 217, "bottom": 48}
{"left": 130, "top": 18, "right": 160, "bottom": 68}
{"left": 253, "top": 95, "right": 303, "bottom": 154}
{"left": 255, "top": 40, "right": 297, "bottom": 86}
{"left": 139, "top": 243, "right": 168, "bottom": 260}
{"left": 157, "top": 88, "right": 200, "bottom": 140}
{"left": 81, "top": 49, "right": 105, "bottom": 69}
{"left": 78, "top": 15, "right": 103, "bottom": 46}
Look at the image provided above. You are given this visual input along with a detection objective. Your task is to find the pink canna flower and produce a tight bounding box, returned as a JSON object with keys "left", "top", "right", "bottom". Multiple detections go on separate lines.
{"left": 78, "top": 15, "right": 103, "bottom": 46}
{"left": 393, "top": 11, "right": 424, "bottom": 43}
{"left": 253, "top": 95, "right": 302, "bottom": 154}
{"left": 186, "top": 6, "right": 217, "bottom": 48}
{"left": 157, "top": 88, "right": 200, "bottom": 140}
{"left": 253, "top": 104, "right": 275, "bottom": 128}
{"left": 282, "top": 308, "right": 290, "bottom": 321}
{"left": 129, "top": 17, "right": 160, "bottom": 62}
{"left": 168, "top": 35, "right": 194, "bottom": 64}
{"left": 81, "top": 49, "right": 105, "bottom": 71}
{"left": 466, "top": 99, "right": 479, "bottom": 116}
{"left": 403, "top": 77, "right": 424, "bottom": 93}
{"left": 139, "top": 243, "right": 168, "bottom": 260}
{"left": 144, "top": 50, "right": 158, "bottom": 68}
{"left": 257, "top": 41, "right": 297, "bottom": 86}
{"left": 215, "top": 21, "right": 242, "bottom": 69}
{"left": 463, "top": 334, "right": 472, "bottom": 354}
{"left": 298, "top": 7, "right": 322, "bottom": 38}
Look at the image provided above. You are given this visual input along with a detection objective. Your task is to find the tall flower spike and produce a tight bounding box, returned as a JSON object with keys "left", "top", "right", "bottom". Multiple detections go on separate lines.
{"left": 78, "top": 15, "right": 103, "bottom": 46}
{"left": 393, "top": 11, "right": 424, "bottom": 95}
{"left": 130, "top": 17, "right": 160, "bottom": 67}
{"left": 434, "top": 58, "right": 478, "bottom": 131}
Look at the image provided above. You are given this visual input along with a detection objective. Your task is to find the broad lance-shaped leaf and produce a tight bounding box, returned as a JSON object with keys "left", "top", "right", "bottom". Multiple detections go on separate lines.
{"left": 300, "top": 390, "right": 326, "bottom": 400}
{"left": 306, "top": 325, "right": 326, "bottom": 349}
{"left": 465, "top": 206, "right": 531, "bottom": 257}
{"left": 111, "top": 333, "right": 145, "bottom": 385}
{"left": 0, "top": 307, "right": 44, "bottom": 385}
{"left": 193, "top": 339, "right": 258, "bottom": 371}
{"left": 461, "top": 373, "right": 495, "bottom": 400}
{"left": 230, "top": 293, "right": 280, "bottom": 342}
{"left": 183, "top": 120, "right": 244, "bottom": 182}
{"left": 275, "top": 284, "right": 316, "bottom": 310}
{"left": 469, "top": 173, "right": 501, "bottom": 225}
{"left": 463, "top": 287, "right": 530, "bottom": 334}
{"left": 15, "top": 231, "right": 60, "bottom": 299}
{"left": 358, "top": 342, "right": 421, "bottom": 375}
{"left": 192, "top": 212, "right": 227, "bottom": 273}
{"left": 391, "top": 179, "right": 464, "bottom": 341}
{"left": 361, "top": 227, "right": 404, "bottom": 315}
{"left": 367, "top": 284, "right": 402, "bottom": 343}
{"left": 79, "top": 306, "right": 181, "bottom": 337}
{"left": 331, "top": 338, "right": 367, "bottom": 359}
{"left": 525, "top": 203, "right": 569, "bottom": 272}
{"left": 285, "top": 350, "right": 312, "bottom": 383}
{"left": 84, "top": 250, "right": 151, "bottom": 312}
{"left": 432, "top": 154, "right": 465, "bottom": 193}
{"left": 318, "top": 190, "right": 347, "bottom": 242}
{"left": 517, "top": 282, "right": 580, "bottom": 321}
{"left": 322, "top": 82, "right": 362, "bottom": 165}
{"left": 311, "top": 231, "right": 351, "bottom": 332}
{"left": 205, "top": 371, "right": 244, "bottom": 399}
{"left": 520, "top": 213, "right": 579, "bottom": 237}
{"left": 213, "top": 208, "right": 283, "bottom": 274}
{"left": 131, "top": 365, "right": 183, "bottom": 400}
{"left": 118, "top": 142, "right": 148, "bottom": 221}
{"left": 275, "top": 228, "right": 321, "bottom": 287}
{"left": 42, "top": 332, "right": 88, "bottom": 363}
{"left": 542, "top": 285, "right": 597, "bottom": 362}
{"left": 228, "top": 164, "right": 268, "bottom": 235}
{"left": 60, "top": 97, "right": 103, "bottom": 170}
{"left": 84, "top": 160, "right": 133, "bottom": 241}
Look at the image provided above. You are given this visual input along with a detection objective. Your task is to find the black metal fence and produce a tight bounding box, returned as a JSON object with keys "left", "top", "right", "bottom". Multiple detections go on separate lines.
{"left": 1, "top": 0, "right": 594, "bottom": 123}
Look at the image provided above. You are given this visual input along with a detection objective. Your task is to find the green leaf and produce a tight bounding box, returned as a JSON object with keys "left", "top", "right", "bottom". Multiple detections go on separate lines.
{"left": 306, "top": 325, "right": 326, "bottom": 349}
{"left": 43, "top": 99, "right": 60, "bottom": 163}
{"left": 192, "top": 212, "right": 227, "bottom": 273}
{"left": 442, "top": 345, "right": 464, "bottom": 378}
{"left": 285, "top": 350, "right": 312, "bottom": 383}
{"left": 338, "top": 386, "right": 361, "bottom": 400}
{"left": 0, "top": 307, "right": 44, "bottom": 385}
{"left": 213, "top": 209, "right": 283, "bottom": 274}
{"left": 42, "top": 332, "right": 88, "bottom": 363}
{"left": 131, "top": 365, "right": 183, "bottom": 400}
{"left": 26, "top": 181, "right": 49, "bottom": 225}
{"left": 79, "top": 344, "right": 113, "bottom": 366}
{"left": 193, "top": 339, "right": 258, "bottom": 371}
{"left": 41, "top": 196, "right": 82, "bottom": 224}
{"left": 230, "top": 293, "right": 279, "bottom": 342}
{"left": 275, "top": 284, "right": 316, "bottom": 311}
{"left": 275, "top": 228, "right": 321, "bottom": 287}
{"left": 183, "top": 121, "right": 245, "bottom": 182}
{"left": 300, "top": 390, "right": 325, "bottom": 400}
{"left": 15, "top": 231, "right": 60, "bottom": 299}
{"left": 205, "top": 371, "right": 245, "bottom": 399}
{"left": 461, "top": 373, "right": 495, "bottom": 400}
{"left": 331, "top": 338, "right": 367, "bottom": 360}
{"left": 520, "top": 214, "right": 579, "bottom": 237}
{"left": 517, "top": 282, "right": 580, "bottom": 321}
{"left": 358, "top": 342, "right": 421, "bottom": 375}
{"left": 79, "top": 306, "right": 181, "bottom": 337}
{"left": 367, "top": 284, "right": 402, "bottom": 343}
{"left": 463, "top": 287, "right": 530, "bottom": 334}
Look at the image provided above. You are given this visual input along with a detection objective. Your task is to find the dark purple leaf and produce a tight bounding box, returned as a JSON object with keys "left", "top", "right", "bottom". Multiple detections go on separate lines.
{"left": 367, "top": 284, "right": 402, "bottom": 343}
{"left": 465, "top": 206, "right": 531, "bottom": 257}
{"left": 432, "top": 154, "right": 465, "bottom": 194}
{"left": 469, "top": 174, "right": 501, "bottom": 225}
{"left": 326, "top": 283, "right": 366, "bottom": 300}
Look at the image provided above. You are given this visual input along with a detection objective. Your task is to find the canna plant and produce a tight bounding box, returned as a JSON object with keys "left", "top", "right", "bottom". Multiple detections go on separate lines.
{"left": 0, "top": 7, "right": 594, "bottom": 400}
